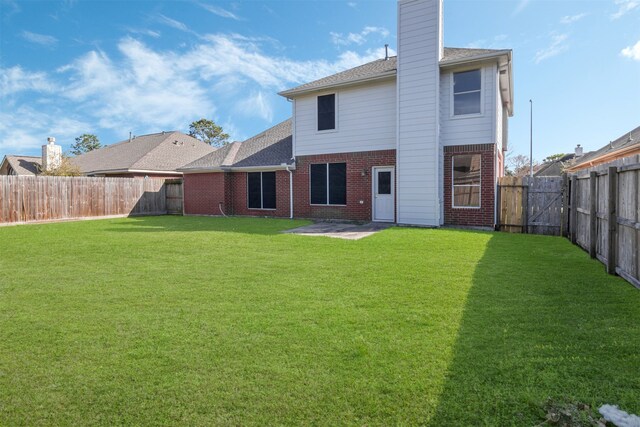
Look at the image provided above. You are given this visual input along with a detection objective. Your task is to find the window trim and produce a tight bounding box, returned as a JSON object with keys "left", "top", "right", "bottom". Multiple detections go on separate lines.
{"left": 309, "top": 162, "right": 347, "bottom": 206}
{"left": 247, "top": 172, "right": 277, "bottom": 211}
{"left": 452, "top": 154, "right": 482, "bottom": 209}
{"left": 450, "top": 68, "right": 484, "bottom": 119}
{"left": 315, "top": 92, "right": 338, "bottom": 134}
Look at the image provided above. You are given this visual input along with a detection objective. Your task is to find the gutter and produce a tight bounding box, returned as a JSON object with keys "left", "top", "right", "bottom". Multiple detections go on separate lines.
{"left": 179, "top": 164, "right": 296, "bottom": 174}
{"left": 87, "top": 168, "right": 183, "bottom": 176}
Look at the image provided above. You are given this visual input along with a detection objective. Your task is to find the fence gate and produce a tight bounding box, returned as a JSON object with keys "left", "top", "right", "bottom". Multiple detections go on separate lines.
{"left": 165, "top": 179, "right": 183, "bottom": 215}
{"left": 497, "top": 176, "right": 564, "bottom": 236}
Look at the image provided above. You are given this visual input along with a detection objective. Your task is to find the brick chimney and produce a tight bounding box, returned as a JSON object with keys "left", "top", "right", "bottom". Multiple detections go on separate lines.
{"left": 42, "top": 136, "right": 62, "bottom": 172}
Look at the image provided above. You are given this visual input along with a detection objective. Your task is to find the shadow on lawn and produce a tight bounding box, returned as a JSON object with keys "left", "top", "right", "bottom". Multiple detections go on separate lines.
{"left": 428, "top": 232, "right": 640, "bottom": 426}
{"left": 105, "top": 215, "right": 307, "bottom": 236}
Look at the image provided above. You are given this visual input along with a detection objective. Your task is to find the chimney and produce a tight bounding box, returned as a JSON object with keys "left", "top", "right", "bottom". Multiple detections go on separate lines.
{"left": 42, "top": 136, "right": 62, "bottom": 172}
{"left": 396, "top": 0, "right": 443, "bottom": 226}
{"left": 384, "top": 44, "right": 389, "bottom": 60}
{"left": 575, "top": 144, "right": 583, "bottom": 157}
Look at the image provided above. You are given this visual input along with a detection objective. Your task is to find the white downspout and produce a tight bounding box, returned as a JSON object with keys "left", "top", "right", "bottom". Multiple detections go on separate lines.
{"left": 286, "top": 166, "right": 293, "bottom": 219}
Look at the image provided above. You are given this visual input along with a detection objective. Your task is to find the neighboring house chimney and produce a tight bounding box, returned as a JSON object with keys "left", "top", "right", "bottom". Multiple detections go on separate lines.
{"left": 575, "top": 144, "right": 583, "bottom": 157}
{"left": 42, "top": 136, "right": 62, "bottom": 172}
{"left": 396, "top": 0, "right": 443, "bottom": 226}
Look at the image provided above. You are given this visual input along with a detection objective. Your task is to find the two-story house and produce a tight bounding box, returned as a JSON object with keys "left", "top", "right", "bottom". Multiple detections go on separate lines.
{"left": 180, "top": 0, "right": 513, "bottom": 228}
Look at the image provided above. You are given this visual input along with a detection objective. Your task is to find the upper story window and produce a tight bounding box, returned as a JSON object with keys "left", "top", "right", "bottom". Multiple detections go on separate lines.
{"left": 453, "top": 69, "right": 482, "bottom": 116}
{"left": 317, "top": 94, "right": 336, "bottom": 131}
{"left": 453, "top": 154, "right": 481, "bottom": 208}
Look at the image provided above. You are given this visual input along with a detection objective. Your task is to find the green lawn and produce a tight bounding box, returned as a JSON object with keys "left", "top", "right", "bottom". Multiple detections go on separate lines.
{"left": 0, "top": 216, "right": 638, "bottom": 426}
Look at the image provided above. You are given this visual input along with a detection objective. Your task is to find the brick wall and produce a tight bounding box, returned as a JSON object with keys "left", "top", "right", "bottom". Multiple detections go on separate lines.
{"left": 183, "top": 172, "right": 226, "bottom": 215}
{"left": 292, "top": 150, "right": 396, "bottom": 221}
{"left": 443, "top": 144, "right": 496, "bottom": 227}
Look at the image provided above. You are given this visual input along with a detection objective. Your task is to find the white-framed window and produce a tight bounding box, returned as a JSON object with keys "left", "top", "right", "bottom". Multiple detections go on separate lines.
{"left": 247, "top": 172, "right": 276, "bottom": 210}
{"left": 310, "top": 162, "right": 346, "bottom": 205}
{"left": 317, "top": 93, "right": 336, "bottom": 131}
{"left": 452, "top": 69, "right": 482, "bottom": 116}
{"left": 453, "top": 154, "right": 481, "bottom": 208}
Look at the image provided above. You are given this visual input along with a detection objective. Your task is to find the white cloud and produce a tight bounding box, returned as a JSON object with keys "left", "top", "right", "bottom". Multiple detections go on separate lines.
{"left": 155, "top": 14, "right": 190, "bottom": 33}
{"left": 512, "top": 0, "right": 530, "bottom": 16}
{"left": 621, "top": 40, "right": 640, "bottom": 61}
{"left": 611, "top": 0, "right": 639, "bottom": 19}
{"left": 198, "top": 3, "right": 241, "bottom": 20}
{"left": 0, "top": 66, "right": 55, "bottom": 95}
{"left": 235, "top": 92, "right": 273, "bottom": 122}
{"left": 330, "top": 26, "right": 389, "bottom": 46}
{"left": 1, "top": 32, "right": 391, "bottom": 150}
{"left": 347, "top": 2, "right": 357, "bottom": 8}
{"left": 560, "top": 13, "right": 587, "bottom": 24}
{"left": 21, "top": 30, "right": 58, "bottom": 47}
{"left": 534, "top": 33, "right": 569, "bottom": 63}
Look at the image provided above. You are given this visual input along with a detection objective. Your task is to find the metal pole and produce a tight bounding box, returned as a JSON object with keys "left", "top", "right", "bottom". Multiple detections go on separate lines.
{"left": 529, "top": 99, "right": 533, "bottom": 177}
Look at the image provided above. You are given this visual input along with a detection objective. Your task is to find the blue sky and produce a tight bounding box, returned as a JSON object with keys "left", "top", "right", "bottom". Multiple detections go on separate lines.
{"left": 1, "top": 0, "right": 639, "bottom": 162}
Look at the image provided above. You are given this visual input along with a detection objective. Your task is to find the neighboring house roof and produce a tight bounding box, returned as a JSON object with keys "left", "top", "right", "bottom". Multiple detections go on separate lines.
{"left": 71, "top": 131, "right": 215, "bottom": 175}
{"left": 534, "top": 153, "right": 576, "bottom": 177}
{"left": 278, "top": 48, "right": 513, "bottom": 115}
{"left": 180, "top": 119, "right": 293, "bottom": 172}
{"left": 0, "top": 155, "right": 42, "bottom": 175}
{"left": 567, "top": 125, "right": 640, "bottom": 172}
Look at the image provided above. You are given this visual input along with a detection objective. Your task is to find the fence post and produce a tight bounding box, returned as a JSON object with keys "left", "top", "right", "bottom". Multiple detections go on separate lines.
{"left": 522, "top": 177, "right": 529, "bottom": 234}
{"left": 570, "top": 175, "right": 577, "bottom": 244}
{"left": 495, "top": 181, "right": 501, "bottom": 231}
{"left": 561, "top": 174, "right": 569, "bottom": 237}
{"left": 607, "top": 166, "right": 618, "bottom": 275}
{"left": 589, "top": 171, "right": 597, "bottom": 258}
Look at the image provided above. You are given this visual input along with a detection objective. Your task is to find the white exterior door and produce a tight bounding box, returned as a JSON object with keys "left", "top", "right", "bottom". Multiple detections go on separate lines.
{"left": 373, "top": 167, "right": 395, "bottom": 222}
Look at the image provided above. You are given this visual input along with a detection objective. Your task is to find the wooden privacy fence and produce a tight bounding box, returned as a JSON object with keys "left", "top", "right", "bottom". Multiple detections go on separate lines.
{"left": 0, "top": 176, "right": 182, "bottom": 224}
{"left": 568, "top": 160, "right": 640, "bottom": 289}
{"left": 497, "top": 176, "right": 563, "bottom": 235}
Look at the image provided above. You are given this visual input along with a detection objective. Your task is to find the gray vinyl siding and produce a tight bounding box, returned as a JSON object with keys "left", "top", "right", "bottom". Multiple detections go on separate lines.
{"left": 293, "top": 80, "right": 396, "bottom": 157}
{"left": 396, "top": 0, "right": 442, "bottom": 226}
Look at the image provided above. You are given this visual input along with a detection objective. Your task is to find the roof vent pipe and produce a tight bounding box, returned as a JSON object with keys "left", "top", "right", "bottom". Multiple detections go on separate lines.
{"left": 575, "top": 144, "right": 583, "bottom": 157}
{"left": 384, "top": 44, "right": 389, "bottom": 60}
{"left": 129, "top": 132, "right": 132, "bottom": 143}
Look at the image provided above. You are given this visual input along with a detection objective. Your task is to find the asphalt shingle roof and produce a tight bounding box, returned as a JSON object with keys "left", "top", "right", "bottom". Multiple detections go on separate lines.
{"left": 279, "top": 47, "right": 509, "bottom": 97}
{"left": 572, "top": 125, "right": 640, "bottom": 169}
{"left": 180, "top": 119, "right": 293, "bottom": 171}
{"left": 2, "top": 155, "right": 41, "bottom": 175}
{"left": 71, "top": 131, "right": 215, "bottom": 174}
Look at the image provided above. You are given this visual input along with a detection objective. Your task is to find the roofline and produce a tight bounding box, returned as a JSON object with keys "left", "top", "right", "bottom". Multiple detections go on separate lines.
{"left": 277, "top": 72, "right": 396, "bottom": 98}
{"left": 566, "top": 142, "right": 640, "bottom": 172}
{"left": 438, "top": 49, "right": 512, "bottom": 67}
{"left": 179, "top": 164, "right": 296, "bottom": 174}
{"left": 85, "top": 168, "right": 184, "bottom": 176}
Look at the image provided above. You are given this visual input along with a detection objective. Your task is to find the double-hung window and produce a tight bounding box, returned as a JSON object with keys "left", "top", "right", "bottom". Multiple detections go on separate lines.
{"left": 247, "top": 172, "right": 276, "bottom": 209}
{"left": 453, "top": 155, "right": 481, "bottom": 208}
{"left": 310, "top": 163, "right": 346, "bottom": 205}
{"left": 453, "top": 69, "right": 481, "bottom": 116}
{"left": 317, "top": 94, "right": 336, "bottom": 131}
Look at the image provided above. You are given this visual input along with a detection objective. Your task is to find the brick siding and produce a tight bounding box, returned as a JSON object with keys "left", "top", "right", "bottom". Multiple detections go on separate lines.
{"left": 292, "top": 150, "right": 396, "bottom": 222}
{"left": 443, "top": 144, "right": 496, "bottom": 227}
{"left": 183, "top": 172, "right": 227, "bottom": 215}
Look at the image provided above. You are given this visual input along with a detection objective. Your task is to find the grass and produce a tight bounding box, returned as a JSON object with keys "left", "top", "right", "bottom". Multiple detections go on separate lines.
{"left": 0, "top": 216, "right": 638, "bottom": 426}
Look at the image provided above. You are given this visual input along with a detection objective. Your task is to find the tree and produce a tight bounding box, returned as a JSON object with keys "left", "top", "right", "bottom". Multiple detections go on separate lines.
{"left": 505, "top": 152, "right": 539, "bottom": 177}
{"left": 188, "top": 118, "right": 230, "bottom": 147}
{"left": 542, "top": 153, "right": 565, "bottom": 163}
{"left": 71, "top": 134, "right": 101, "bottom": 155}
{"left": 40, "top": 156, "right": 82, "bottom": 177}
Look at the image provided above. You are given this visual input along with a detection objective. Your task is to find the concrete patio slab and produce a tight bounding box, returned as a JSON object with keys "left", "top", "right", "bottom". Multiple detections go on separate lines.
{"left": 283, "top": 221, "right": 393, "bottom": 240}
